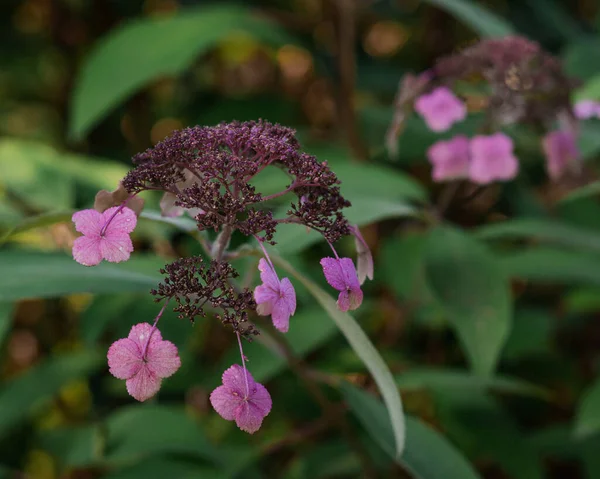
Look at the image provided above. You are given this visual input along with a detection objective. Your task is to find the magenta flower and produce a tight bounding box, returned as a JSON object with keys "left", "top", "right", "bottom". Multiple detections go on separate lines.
{"left": 427, "top": 135, "right": 470, "bottom": 182}
{"left": 542, "top": 130, "right": 579, "bottom": 180}
{"left": 414, "top": 87, "right": 467, "bottom": 132}
{"left": 72, "top": 206, "right": 137, "bottom": 266}
{"left": 320, "top": 257, "right": 363, "bottom": 312}
{"left": 574, "top": 100, "right": 600, "bottom": 120}
{"left": 254, "top": 259, "right": 296, "bottom": 333}
{"left": 107, "top": 323, "right": 181, "bottom": 402}
{"left": 210, "top": 364, "right": 272, "bottom": 434}
{"left": 469, "top": 133, "right": 519, "bottom": 185}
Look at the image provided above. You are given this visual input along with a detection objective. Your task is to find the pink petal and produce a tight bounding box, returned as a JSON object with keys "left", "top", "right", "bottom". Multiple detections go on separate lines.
{"left": 146, "top": 339, "right": 181, "bottom": 378}
{"left": 574, "top": 100, "right": 600, "bottom": 120}
{"left": 469, "top": 133, "right": 519, "bottom": 185}
{"left": 320, "top": 257, "right": 346, "bottom": 291}
{"left": 221, "top": 364, "right": 253, "bottom": 393}
{"left": 427, "top": 136, "right": 470, "bottom": 182}
{"left": 280, "top": 278, "right": 296, "bottom": 316}
{"left": 351, "top": 226, "right": 374, "bottom": 284}
{"left": 210, "top": 385, "right": 240, "bottom": 421}
{"left": 100, "top": 234, "right": 134, "bottom": 263}
{"left": 72, "top": 209, "right": 103, "bottom": 236}
{"left": 248, "top": 381, "right": 272, "bottom": 417}
{"left": 127, "top": 323, "right": 162, "bottom": 350}
{"left": 258, "top": 259, "right": 280, "bottom": 290}
{"left": 254, "top": 283, "right": 279, "bottom": 307}
{"left": 272, "top": 299, "right": 291, "bottom": 333}
{"left": 337, "top": 290, "right": 351, "bottom": 312}
{"left": 542, "top": 130, "right": 579, "bottom": 180}
{"left": 339, "top": 258, "right": 361, "bottom": 291}
{"left": 102, "top": 206, "right": 137, "bottom": 234}
{"left": 234, "top": 402, "right": 265, "bottom": 434}
{"left": 256, "top": 300, "right": 274, "bottom": 316}
{"left": 348, "top": 288, "right": 364, "bottom": 311}
{"left": 415, "top": 87, "right": 466, "bottom": 132}
{"left": 126, "top": 366, "right": 162, "bottom": 401}
{"left": 107, "top": 338, "right": 142, "bottom": 379}
{"left": 72, "top": 236, "right": 103, "bottom": 266}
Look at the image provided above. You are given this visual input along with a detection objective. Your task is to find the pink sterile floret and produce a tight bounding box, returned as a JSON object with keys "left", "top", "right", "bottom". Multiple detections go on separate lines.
{"left": 574, "top": 100, "right": 600, "bottom": 120}
{"left": 254, "top": 258, "right": 296, "bottom": 333}
{"left": 427, "top": 135, "right": 470, "bottom": 182}
{"left": 210, "top": 364, "right": 272, "bottom": 434}
{"left": 72, "top": 206, "right": 137, "bottom": 266}
{"left": 542, "top": 130, "right": 579, "bottom": 180}
{"left": 414, "top": 86, "right": 467, "bottom": 132}
{"left": 320, "top": 257, "right": 363, "bottom": 312}
{"left": 107, "top": 323, "right": 181, "bottom": 402}
{"left": 469, "top": 133, "right": 519, "bottom": 185}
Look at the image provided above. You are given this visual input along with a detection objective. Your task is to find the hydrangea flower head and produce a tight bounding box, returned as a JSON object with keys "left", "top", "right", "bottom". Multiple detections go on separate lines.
{"left": 469, "top": 133, "right": 519, "bottom": 185}
{"left": 320, "top": 257, "right": 363, "bottom": 312}
{"left": 107, "top": 322, "right": 181, "bottom": 402}
{"left": 254, "top": 259, "right": 296, "bottom": 333}
{"left": 574, "top": 100, "right": 600, "bottom": 120}
{"left": 72, "top": 206, "right": 137, "bottom": 266}
{"left": 427, "top": 135, "right": 470, "bottom": 182}
{"left": 210, "top": 364, "right": 272, "bottom": 434}
{"left": 542, "top": 130, "right": 579, "bottom": 180}
{"left": 414, "top": 87, "right": 467, "bottom": 132}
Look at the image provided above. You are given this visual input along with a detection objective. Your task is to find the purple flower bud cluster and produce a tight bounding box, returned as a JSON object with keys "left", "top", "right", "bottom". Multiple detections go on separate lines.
{"left": 70, "top": 120, "right": 373, "bottom": 434}
{"left": 390, "top": 36, "right": 582, "bottom": 184}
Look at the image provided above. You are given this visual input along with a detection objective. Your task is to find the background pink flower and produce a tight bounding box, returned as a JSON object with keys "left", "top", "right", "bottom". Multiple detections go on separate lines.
{"left": 427, "top": 135, "right": 471, "bottom": 182}
{"left": 210, "top": 364, "right": 272, "bottom": 434}
{"left": 469, "top": 133, "right": 519, "bottom": 185}
{"left": 320, "top": 257, "right": 363, "bottom": 312}
{"left": 72, "top": 206, "right": 137, "bottom": 266}
{"left": 415, "top": 86, "right": 467, "bottom": 132}
{"left": 542, "top": 130, "right": 579, "bottom": 180}
{"left": 107, "top": 323, "right": 181, "bottom": 402}
{"left": 574, "top": 99, "right": 600, "bottom": 119}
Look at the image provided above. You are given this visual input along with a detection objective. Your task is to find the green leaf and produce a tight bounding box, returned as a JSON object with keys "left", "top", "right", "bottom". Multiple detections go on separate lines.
{"left": 421, "top": 0, "right": 514, "bottom": 38}
{"left": 340, "top": 382, "right": 480, "bottom": 479}
{"left": 424, "top": 227, "right": 512, "bottom": 376}
{"left": 70, "top": 5, "right": 292, "bottom": 139}
{"left": 39, "top": 426, "right": 101, "bottom": 469}
{"left": 499, "top": 247, "right": 600, "bottom": 286}
{"left": 0, "top": 250, "right": 163, "bottom": 301}
{"left": 274, "top": 256, "right": 405, "bottom": 457}
{"left": 103, "top": 405, "right": 220, "bottom": 466}
{"left": 575, "top": 74, "right": 600, "bottom": 101}
{"left": 0, "top": 302, "right": 14, "bottom": 348}
{"left": 100, "top": 459, "right": 224, "bottom": 479}
{"left": 564, "top": 37, "right": 600, "bottom": 81}
{"left": 0, "top": 211, "right": 72, "bottom": 244}
{"left": 474, "top": 218, "right": 600, "bottom": 253}
{"left": 139, "top": 210, "right": 197, "bottom": 233}
{"left": 575, "top": 377, "right": 600, "bottom": 438}
{"left": 0, "top": 351, "right": 103, "bottom": 439}
{"left": 274, "top": 197, "right": 417, "bottom": 254}
{"left": 396, "top": 368, "right": 548, "bottom": 398}
{"left": 560, "top": 180, "right": 600, "bottom": 204}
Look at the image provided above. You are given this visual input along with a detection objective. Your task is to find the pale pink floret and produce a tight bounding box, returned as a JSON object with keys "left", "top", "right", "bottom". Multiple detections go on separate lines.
{"left": 320, "top": 257, "right": 363, "bottom": 312}
{"left": 107, "top": 323, "right": 181, "bottom": 402}
{"left": 469, "top": 133, "right": 519, "bottom": 185}
{"left": 414, "top": 87, "right": 467, "bottom": 132}
{"left": 542, "top": 130, "right": 579, "bottom": 180}
{"left": 427, "top": 135, "right": 470, "bottom": 182}
{"left": 72, "top": 206, "right": 137, "bottom": 266}
{"left": 210, "top": 364, "right": 272, "bottom": 434}
{"left": 254, "top": 259, "right": 296, "bottom": 333}
{"left": 574, "top": 100, "right": 600, "bottom": 120}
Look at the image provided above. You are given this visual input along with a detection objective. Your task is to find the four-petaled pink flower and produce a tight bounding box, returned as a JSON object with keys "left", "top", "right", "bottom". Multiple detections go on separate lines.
{"left": 210, "top": 364, "right": 272, "bottom": 434}
{"left": 72, "top": 206, "right": 137, "bottom": 266}
{"left": 469, "top": 133, "right": 519, "bottom": 185}
{"left": 415, "top": 87, "right": 467, "bottom": 132}
{"left": 254, "top": 259, "right": 296, "bottom": 333}
{"left": 427, "top": 135, "right": 470, "bottom": 182}
{"left": 574, "top": 100, "right": 600, "bottom": 120}
{"left": 542, "top": 130, "right": 579, "bottom": 180}
{"left": 320, "top": 257, "right": 363, "bottom": 312}
{"left": 107, "top": 323, "right": 181, "bottom": 402}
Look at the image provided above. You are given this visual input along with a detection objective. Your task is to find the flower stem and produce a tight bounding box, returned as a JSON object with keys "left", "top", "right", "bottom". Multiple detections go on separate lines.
{"left": 236, "top": 331, "right": 250, "bottom": 398}
{"left": 211, "top": 224, "right": 233, "bottom": 262}
{"left": 142, "top": 301, "right": 168, "bottom": 358}
{"left": 100, "top": 194, "right": 137, "bottom": 236}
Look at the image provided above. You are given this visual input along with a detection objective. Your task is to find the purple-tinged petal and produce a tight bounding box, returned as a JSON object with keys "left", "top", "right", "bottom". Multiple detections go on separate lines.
{"left": 100, "top": 234, "right": 134, "bottom": 263}
{"left": 210, "top": 385, "right": 240, "bottom": 421}
{"left": 347, "top": 288, "right": 364, "bottom": 311}
{"left": 248, "top": 382, "right": 272, "bottom": 416}
{"left": 126, "top": 366, "right": 162, "bottom": 402}
{"left": 320, "top": 257, "right": 346, "bottom": 291}
{"left": 542, "top": 130, "right": 579, "bottom": 180}
{"left": 280, "top": 278, "right": 296, "bottom": 316}
{"left": 339, "top": 258, "right": 361, "bottom": 291}
{"left": 102, "top": 206, "right": 137, "bottom": 234}
{"left": 337, "top": 290, "right": 351, "bottom": 312}
{"left": 127, "top": 323, "right": 162, "bottom": 350}
{"left": 469, "top": 133, "right": 518, "bottom": 185}
{"left": 146, "top": 339, "right": 181, "bottom": 378}
{"left": 72, "top": 209, "right": 103, "bottom": 236}
{"left": 256, "top": 300, "right": 274, "bottom": 316}
{"left": 234, "top": 402, "right": 265, "bottom": 434}
{"left": 72, "top": 236, "right": 103, "bottom": 266}
{"left": 107, "top": 338, "right": 142, "bottom": 379}
{"left": 272, "top": 299, "right": 291, "bottom": 333}
{"left": 574, "top": 100, "right": 600, "bottom": 120}
{"left": 254, "top": 283, "right": 279, "bottom": 307}
{"left": 257, "top": 258, "right": 280, "bottom": 290}
{"left": 221, "top": 364, "right": 254, "bottom": 393}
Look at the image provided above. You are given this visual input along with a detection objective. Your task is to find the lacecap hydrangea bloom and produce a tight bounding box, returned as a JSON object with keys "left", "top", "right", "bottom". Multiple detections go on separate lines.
{"left": 71, "top": 121, "right": 372, "bottom": 433}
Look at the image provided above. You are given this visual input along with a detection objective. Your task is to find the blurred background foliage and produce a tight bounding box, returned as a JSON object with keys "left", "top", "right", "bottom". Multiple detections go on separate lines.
{"left": 3, "top": 0, "right": 600, "bottom": 478}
